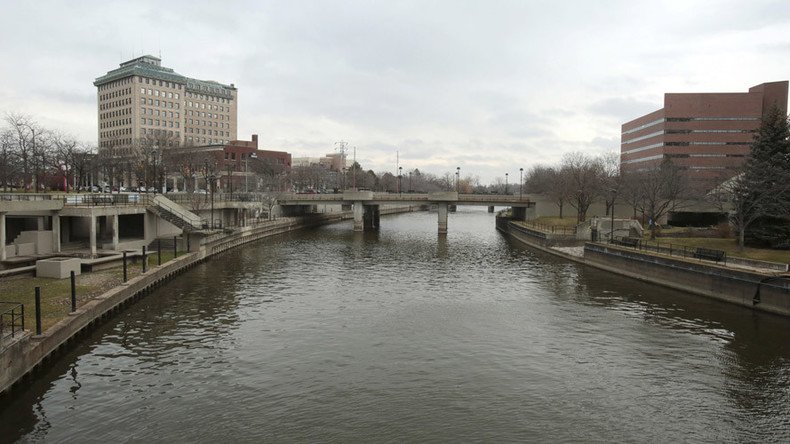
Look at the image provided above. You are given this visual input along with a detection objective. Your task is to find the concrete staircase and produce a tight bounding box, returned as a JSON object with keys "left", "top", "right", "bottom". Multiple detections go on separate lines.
{"left": 143, "top": 195, "right": 203, "bottom": 232}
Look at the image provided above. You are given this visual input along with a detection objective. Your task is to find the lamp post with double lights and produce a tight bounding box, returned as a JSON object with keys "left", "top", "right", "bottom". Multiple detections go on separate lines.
{"left": 505, "top": 172, "right": 508, "bottom": 195}
{"left": 519, "top": 167, "right": 524, "bottom": 199}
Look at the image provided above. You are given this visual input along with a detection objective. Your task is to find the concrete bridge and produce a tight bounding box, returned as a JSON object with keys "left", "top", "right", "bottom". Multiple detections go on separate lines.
{"left": 278, "top": 191, "right": 534, "bottom": 233}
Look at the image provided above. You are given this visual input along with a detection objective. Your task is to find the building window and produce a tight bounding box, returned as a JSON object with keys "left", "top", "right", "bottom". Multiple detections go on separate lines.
{"left": 175, "top": 93, "right": 179, "bottom": 99}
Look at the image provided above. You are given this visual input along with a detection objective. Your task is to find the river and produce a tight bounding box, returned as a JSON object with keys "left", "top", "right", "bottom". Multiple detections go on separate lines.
{"left": 2, "top": 209, "right": 790, "bottom": 442}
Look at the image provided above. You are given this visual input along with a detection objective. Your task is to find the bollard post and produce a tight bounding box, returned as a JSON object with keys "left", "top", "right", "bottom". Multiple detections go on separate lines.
{"left": 142, "top": 246, "right": 147, "bottom": 273}
{"left": 70, "top": 270, "right": 77, "bottom": 312}
{"left": 158, "top": 239, "right": 162, "bottom": 266}
{"left": 35, "top": 287, "right": 42, "bottom": 335}
{"left": 174, "top": 235, "right": 178, "bottom": 258}
{"left": 123, "top": 251, "right": 128, "bottom": 282}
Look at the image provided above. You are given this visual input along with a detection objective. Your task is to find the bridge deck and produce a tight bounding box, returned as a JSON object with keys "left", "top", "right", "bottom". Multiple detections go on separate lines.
{"left": 277, "top": 192, "right": 532, "bottom": 207}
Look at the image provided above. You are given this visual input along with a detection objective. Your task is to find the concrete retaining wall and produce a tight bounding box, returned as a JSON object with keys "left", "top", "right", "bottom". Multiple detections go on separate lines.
{"left": 583, "top": 243, "right": 790, "bottom": 316}
{"left": 498, "top": 218, "right": 790, "bottom": 317}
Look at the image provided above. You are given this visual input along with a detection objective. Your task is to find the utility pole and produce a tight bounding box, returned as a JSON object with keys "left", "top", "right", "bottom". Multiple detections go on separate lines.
{"left": 352, "top": 146, "right": 357, "bottom": 191}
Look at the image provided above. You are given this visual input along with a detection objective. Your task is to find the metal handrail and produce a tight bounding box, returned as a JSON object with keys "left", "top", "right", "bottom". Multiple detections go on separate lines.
{"left": 522, "top": 221, "right": 577, "bottom": 235}
{"left": 145, "top": 195, "right": 203, "bottom": 228}
{"left": 0, "top": 302, "right": 25, "bottom": 348}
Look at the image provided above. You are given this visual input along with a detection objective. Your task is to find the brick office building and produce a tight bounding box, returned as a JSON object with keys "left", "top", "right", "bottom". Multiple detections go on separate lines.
{"left": 621, "top": 81, "right": 788, "bottom": 191}
{"left": 165, "top": 134, "right": 291, "bottom": 192}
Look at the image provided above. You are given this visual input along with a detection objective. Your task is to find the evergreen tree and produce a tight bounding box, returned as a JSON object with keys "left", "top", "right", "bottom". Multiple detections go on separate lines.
{"left": 740, "top": 105, "right": 790, "bottom": 248}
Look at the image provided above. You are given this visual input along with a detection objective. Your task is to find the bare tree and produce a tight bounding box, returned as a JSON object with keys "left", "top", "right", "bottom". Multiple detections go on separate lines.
{"left": 561, "top": 152, "right": 605, "bottom": 223}
{"left": 600, "top": 151, "right": 621, "bottom": 216}
{"left": 0, "top": 129, "right": 17, "bottom": 191}
{"left": 632, "top": 158, "right": 687, "bottom": 239}
{"left": 5, "top": 113, "right": 47, "bottom": 191}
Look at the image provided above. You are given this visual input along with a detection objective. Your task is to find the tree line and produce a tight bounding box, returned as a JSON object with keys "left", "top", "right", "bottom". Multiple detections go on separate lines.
{"left": 523, "top": 105, "right": 790, "bottom": 249}
{"left": 523, "top": 150, "right": 686, "bottom": 240}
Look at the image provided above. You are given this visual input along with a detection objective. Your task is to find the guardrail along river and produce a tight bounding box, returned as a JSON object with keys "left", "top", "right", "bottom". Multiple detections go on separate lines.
{"left": 2, "top": 209, "right": 790, "bottom": 441}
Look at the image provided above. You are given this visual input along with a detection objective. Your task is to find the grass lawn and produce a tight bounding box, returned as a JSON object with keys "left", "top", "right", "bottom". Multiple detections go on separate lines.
{"left": 0, "top": 251, "right": 184, "bottom": 333}
{"left": 641, "top": 236, "right": 790, "bottom": 264}
{"left": 527, "top": 215, "right": 790, "bottom": 264}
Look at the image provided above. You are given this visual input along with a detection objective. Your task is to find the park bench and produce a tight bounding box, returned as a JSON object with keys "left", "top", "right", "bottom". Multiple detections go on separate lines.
{"left": 693, "top": 247, "right": 726, "bottom": 263}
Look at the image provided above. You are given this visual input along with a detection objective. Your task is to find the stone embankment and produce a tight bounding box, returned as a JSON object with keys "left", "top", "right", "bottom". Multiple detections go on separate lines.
{"left": 497, "top": 217, "right": 790, "bottom": 317}
{"left": 0, "top": 207, "right": 417, "bottom": 394}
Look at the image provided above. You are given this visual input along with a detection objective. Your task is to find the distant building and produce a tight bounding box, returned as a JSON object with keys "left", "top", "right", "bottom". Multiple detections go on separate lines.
{"left": 621, "top": 81, "right": 788, "bottom": 191}
{"left": 165, "top": 134, "right": 291, "bottom": 192}
{"left": 94, "top": 55, "right": 238, "bottom": 156}
{"left": 292, "top": 152, "right": 346, "bottom": 171}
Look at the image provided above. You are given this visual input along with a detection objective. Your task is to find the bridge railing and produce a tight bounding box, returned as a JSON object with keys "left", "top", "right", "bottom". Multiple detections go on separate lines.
{"left": 63, "top": 193, "right": 143, "bottom": 206}
{"left": 277, "top": 192, "right": 532, "bottom": 203}
{"left": 0, "top": 193, "right": 54, "bottom": 201}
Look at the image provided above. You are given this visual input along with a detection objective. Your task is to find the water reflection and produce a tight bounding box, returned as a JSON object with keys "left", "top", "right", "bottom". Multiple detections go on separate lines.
{"left": 2, "top": 209, "right": 790, "bottom": 442}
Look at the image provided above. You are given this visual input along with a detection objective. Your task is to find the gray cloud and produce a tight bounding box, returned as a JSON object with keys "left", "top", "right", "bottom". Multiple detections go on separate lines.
{"left": 0, "top": 0, "right": 788, "bottom": 183}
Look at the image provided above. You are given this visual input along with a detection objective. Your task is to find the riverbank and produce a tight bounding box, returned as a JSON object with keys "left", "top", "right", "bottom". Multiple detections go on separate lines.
{"left": 497, "top": 217, "right": 790, "bottom": 317}
{"left": 0, "top": 206, "right": 418, "bottom": 394}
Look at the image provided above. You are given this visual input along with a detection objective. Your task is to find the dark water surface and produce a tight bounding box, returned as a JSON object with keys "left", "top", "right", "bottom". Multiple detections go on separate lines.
{"left": 2, "top": 209, "right": 790, "bottom": 442}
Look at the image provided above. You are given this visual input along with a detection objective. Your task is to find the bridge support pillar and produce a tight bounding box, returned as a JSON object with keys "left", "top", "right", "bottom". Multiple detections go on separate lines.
{"left": 0, "top": 212, "right": 6, "bottom": 261}
{"left": 112, "top": 214, "right": 119, "bottom": 250}
{"left": 363, "top": 205, "right": 380, "bottom": 231}
{"left": 89, "top": 214, "right": 97, "bottom": 257}
{"left": 52, "top": 213, "right": 61, "bottom": 253}
{"left": 438, "top": 203, "right": 448, "bottom": 234}
{"left": 353, "top": 201, "right": 364, "bottom": 231}
{"left": 512, "top": 205, "right": 536, "bottom": 221}
{"left": 488, "top": 206, "right": 494, "bottom": 213}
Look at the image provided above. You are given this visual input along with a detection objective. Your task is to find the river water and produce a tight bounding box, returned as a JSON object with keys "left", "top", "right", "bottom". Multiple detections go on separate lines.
{"left": 2, "top": 209, "right": 790, "bottom": 442}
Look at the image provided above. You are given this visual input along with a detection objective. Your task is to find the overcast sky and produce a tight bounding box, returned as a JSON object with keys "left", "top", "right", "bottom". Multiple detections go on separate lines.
{"left": 1, "top": 0, "right": 789, "bottom": 183}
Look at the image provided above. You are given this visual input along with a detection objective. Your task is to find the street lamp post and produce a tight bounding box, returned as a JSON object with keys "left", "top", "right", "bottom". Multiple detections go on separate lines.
{"left": 505, "top": 172, "right": 508, "bottom": 195}
{"left": 245, "top": 152, "right": 257, "bottom": 193}
{"left": 227, "top": 164, "right": 233, "bottom": 196}
{"left": 408, "top": 171, "right": 412, "bottom": 192}
{"left": 456, "top": 167, "right": 460, "bottom": 193}
{"left": 519, "top": 167, "right": 523, "bottom": 199}
{"left": 210, "top": 173, "right": 216, "bottom": 229}
{"left": 398, "top": 166, "right": 402, "bottom": 194}
{"left": 610, "top": 188, "right": 616, "bottom": 243}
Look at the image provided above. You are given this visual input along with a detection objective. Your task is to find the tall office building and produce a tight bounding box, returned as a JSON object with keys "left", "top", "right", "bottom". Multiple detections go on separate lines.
{"left": 621, "top": 81, "right": 788, "bottom": 191}
{"left": 94, "top": 55, "right": 238, "bottom": 156}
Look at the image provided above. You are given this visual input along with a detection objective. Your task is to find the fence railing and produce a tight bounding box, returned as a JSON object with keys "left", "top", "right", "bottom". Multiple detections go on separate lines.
{"left": 0, "top": 302, "right": 25, "bottom": 348}
{"left": 521, "top": 221, "right": 577, "bottom": 236}
{"left": 609, "top": 236, "right": 729, "bottom": 265}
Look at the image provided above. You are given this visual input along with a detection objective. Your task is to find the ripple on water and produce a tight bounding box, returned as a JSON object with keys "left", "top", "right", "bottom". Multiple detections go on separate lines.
{"left": 4, "top": 210, "right": 790, "bottom": 442}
